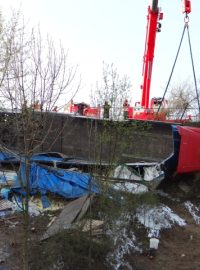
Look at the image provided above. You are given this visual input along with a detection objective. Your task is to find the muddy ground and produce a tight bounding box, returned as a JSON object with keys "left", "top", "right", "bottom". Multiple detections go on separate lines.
{"left": 1, "top": 176, "right": 200, "bottom": 270}
{"left": 129, "top": 199, "right": 200, "bottom": 270}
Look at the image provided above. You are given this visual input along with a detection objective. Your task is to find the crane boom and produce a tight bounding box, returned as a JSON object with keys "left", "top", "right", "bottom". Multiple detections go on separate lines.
{"left": 140, "top": 0, "right": 191, "bottom": 112}
{"left": 141, "top": 0, "right": 162, "bottom": 109}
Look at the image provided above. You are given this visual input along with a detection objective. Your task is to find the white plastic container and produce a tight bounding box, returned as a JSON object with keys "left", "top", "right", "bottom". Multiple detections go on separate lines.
{"left": 150, "top": 238, "right": 159, "bottom": 250}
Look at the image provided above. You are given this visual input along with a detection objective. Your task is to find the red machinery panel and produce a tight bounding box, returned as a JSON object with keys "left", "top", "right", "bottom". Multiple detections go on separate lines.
{"left": 176, "top": 126, "right": 200, "bottom": 173}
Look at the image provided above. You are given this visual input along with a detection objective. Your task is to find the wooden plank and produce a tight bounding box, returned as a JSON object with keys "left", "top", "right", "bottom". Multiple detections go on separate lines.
{"left": 41, "top": 195, "right": 91, "bottom": 240}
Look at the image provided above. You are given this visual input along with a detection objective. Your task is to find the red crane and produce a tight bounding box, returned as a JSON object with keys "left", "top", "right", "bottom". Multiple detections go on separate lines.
{"left": 132, "top": 0, "right": 191, "bottom": 120}
{"left": 141, "top": 0, "right": 163, "bottom": 110}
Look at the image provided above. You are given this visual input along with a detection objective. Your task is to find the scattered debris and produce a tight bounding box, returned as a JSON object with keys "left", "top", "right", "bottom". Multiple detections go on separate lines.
{"left": 149, "top": 237, "right": 159, "bottom": 250}
{"left": 184, "top": 201, "right": 200, "bottom": 224}
{"left": 0, "top": 171, "right": 17, "bottom": 187}
{"left": 111, "top": 163, "right": 164, "bottom": 192}
{"left": 47, "top": 216, "right": 56, "bottom": 228}
{"left": 113, "top": 165, "right": 142, "bottom": 181}
{"left": 32, "top": 197, "right": 65, "bottom": 212}
{"left": 10, "top": 196, "right": 41, "bottom": 216}
{"left": 143, "top": 165, "right": 163, "bottom": 181}
{"left": 0, "top": 199, "right": 16, "bottom": 218}
{"left": 113, "top": 182, "right": 148, "bottom": 194}
{"left": 1, "top": 149, "right": 200, "bottom": 270}
{"left": 27, "top": 201, "right": 41, "bottom": 216}
{"left": 41, "top": 195, "right": 93, "bottom": 240}
{"left": 12, "top": 163, "right": 99, "bottom": 199}
{"left": 78, "top": 219, "right": 104, "bottom": 235}
{"left": 0, "top": 199, "right": 13, "bottom": 212}
{"left": 0, "top": 188, "right": 11, "bottom": 200}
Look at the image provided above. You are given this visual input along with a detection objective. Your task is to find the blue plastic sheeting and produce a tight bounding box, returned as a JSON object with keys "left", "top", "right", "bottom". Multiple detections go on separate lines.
{"left": 41, "top": 195, "right": 51, "bottom": 208}
{"left": 0, "top": 151, "right": 63, "bottom": 163}
{"left": 12, "top": 162, "right": 99, "bottom": 199}
{"left": 0, "top": 187, "right": 10, "bottom": 199}
{"left": 0, "top": 151, "right": 19, "bottom": 161}
{"left": 0, "top": 152, "right": 8, "bottom": 160}
{"left": 31, "top": 155, "right": 64, "bottom": 162}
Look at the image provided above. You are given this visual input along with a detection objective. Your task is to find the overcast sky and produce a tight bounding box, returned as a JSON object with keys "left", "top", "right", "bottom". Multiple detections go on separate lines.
{"left": 1, "top": 0, "right": 200, "bottom": 105}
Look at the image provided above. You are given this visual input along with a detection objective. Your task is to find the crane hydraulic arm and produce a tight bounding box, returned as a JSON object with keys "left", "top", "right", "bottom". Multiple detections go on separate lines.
{"left": 141, "top": 0, "right": 163, "bottom": 109}
{"left": 140, "top": 0, "right": 191, "bottom": 111}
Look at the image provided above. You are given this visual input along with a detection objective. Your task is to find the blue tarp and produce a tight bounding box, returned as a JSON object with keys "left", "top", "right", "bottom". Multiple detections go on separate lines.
{"left": 0, "top": 151, "right": 19, "bottom": 161}
{"left": 31, "top": 155, "right": 64, "bottom": 162}
{"left": 0, "top": 151, "right": 100, "bottom": 198}
{"left": 0, "top": 152, "right": 8, "bottom": 160}
{"left": 12, "top": 162, "right": 99, "bottom": 199}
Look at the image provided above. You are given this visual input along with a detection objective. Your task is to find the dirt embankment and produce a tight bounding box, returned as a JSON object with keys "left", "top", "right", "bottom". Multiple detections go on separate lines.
{"left": 1, "top": 175, "right": 200, "bottom": 270}
{"left": 129, "top": 176, "right": 200, "bottom": 270}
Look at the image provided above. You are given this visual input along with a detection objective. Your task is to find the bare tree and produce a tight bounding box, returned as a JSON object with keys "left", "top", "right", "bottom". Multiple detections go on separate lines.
{"left": 90, "top": 62, "right": 131, "bottom": 120}
{"left": 0, "top": 12, "right": 80, "bottom": 154}
{"left": 166, "top": 80, "right": 200, "bottom": 120}
{"left": 0, "top": 11, "right": 80, "bottom": 269}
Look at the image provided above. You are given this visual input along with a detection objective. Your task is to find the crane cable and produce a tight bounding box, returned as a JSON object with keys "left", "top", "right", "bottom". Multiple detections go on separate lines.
{"left": 157, "top": 13, "right": 200, "bottom": 117}
{"left": 186, "top": 17, "right": 200, "bottom": 117}
{"left": 157, "top": 20, "right": 186, "bottom": 114}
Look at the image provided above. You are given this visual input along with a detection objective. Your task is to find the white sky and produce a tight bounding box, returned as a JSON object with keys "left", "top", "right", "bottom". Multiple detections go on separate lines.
{"left": 1, "top": 0, "right": 200, "bottom": 105}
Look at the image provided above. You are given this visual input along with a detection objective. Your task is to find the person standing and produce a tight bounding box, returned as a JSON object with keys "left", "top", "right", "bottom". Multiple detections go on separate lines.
{"left": 123, "top": 99, "right": 129, "bottom": 120}
{"left": 77, "top": 103, "right": 85, "bottom": 115}
{"left": 103, "top": 101, "right": 111, "bottom": 119}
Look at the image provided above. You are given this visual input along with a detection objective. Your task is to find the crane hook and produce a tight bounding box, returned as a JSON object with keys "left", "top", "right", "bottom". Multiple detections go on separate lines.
{"left": 184, "top": 13, "right": 189, "bottom": 25}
